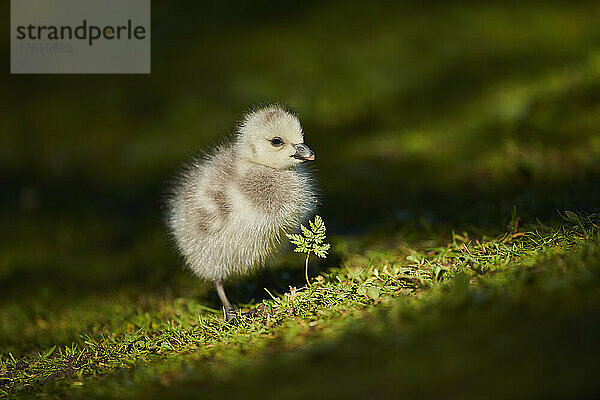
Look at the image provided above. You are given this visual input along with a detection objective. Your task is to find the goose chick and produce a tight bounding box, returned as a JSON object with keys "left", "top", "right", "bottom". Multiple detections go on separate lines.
{"left": 166, "top": 105, "right": 317, "bottom": 320}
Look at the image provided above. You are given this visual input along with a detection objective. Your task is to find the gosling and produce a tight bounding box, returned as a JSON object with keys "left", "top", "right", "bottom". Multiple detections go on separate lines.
{"left": 166, "top": 105, "right": 318, "bottom": 320}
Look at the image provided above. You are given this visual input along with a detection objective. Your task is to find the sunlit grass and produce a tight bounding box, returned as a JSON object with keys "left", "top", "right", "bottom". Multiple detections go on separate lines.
{"left": 2, "top": 214, "right": 599, "bottom": 397}
{"left": 1, "top": 1, "right": 600, "bottom": 398}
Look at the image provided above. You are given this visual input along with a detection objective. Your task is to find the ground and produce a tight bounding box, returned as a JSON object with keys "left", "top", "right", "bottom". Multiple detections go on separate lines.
{"left": 1, "top": 1, "right": 600, "bottom": 398}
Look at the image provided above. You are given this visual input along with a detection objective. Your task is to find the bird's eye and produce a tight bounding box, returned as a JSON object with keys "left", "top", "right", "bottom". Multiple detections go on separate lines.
{"left": 270, "top": 137, "right": 284, "bottom": 147}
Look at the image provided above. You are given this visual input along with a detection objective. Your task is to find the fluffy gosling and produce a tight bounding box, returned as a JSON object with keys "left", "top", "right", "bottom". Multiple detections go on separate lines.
{"left": 166, "top": 105, "right": 318, "bottom": 320}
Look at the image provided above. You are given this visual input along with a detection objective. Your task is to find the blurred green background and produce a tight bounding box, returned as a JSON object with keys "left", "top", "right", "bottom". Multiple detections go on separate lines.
{"left": 1, "top": 0, "right": 600, "bottom": 354}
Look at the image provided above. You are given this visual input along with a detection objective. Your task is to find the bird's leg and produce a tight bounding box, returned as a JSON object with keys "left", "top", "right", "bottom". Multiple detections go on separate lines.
{"left": 213, "top": 280, "right": 263, "bottom": 321}
{"left": 213, "top": 280, "right": 236, "bottom": 321}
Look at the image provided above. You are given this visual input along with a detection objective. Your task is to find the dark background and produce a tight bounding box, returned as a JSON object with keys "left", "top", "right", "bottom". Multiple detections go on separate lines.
{"left": 1, "top": 0, "right": 599, "bottom": 348}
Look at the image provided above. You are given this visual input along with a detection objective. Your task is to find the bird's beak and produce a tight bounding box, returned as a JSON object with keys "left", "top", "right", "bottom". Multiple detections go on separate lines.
{"left": 292, "top": 143, "right": 316, "bottom": 161}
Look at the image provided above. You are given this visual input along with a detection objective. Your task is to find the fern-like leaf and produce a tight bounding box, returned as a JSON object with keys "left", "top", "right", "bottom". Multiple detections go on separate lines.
{"left": 287, "top": 215, "right": 331, "bottom": 286}
{"left": 313, "top": 243, "right": 330, "bottom": 258}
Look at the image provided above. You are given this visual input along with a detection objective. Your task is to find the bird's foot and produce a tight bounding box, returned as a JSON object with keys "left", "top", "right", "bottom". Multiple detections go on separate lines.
{"left": 241, "top": 307, "right": 260, "bottom": 317}
{"left": 224, "top": 305, "right": 264, "bottom": 322}
{"left": 224, "top": 307, "right": 236, "bottom": 322}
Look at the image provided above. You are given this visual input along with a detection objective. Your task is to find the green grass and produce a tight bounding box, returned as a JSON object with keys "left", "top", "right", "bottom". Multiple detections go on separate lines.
{"left": 1, "top": 0, "right": 600, "bottom": 398}
{"left": 2, "top": 215, "right": 600, "bottom": 398}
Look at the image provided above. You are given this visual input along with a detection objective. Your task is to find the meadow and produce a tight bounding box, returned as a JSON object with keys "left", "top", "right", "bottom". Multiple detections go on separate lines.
{"left": 1, "top": 1, "right": 600, "bottom": 398}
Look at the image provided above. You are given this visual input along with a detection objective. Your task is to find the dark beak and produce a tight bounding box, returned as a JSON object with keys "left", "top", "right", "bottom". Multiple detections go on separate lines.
{"left": 292, "top": 143, "right": 316, "bottom": 161}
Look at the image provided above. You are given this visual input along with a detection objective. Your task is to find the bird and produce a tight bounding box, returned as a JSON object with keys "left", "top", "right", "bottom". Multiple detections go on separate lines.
{"left": 165, "top": 105, "right": 318, "bottom": 320}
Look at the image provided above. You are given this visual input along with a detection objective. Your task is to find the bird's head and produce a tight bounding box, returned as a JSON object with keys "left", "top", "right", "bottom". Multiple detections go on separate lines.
{"left": 236, "top": 105, "right": 315, "bottom": 170}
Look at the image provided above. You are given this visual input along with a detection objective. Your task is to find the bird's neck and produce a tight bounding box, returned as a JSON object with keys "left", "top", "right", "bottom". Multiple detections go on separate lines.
{"left": 235, "top": 157, "right": 295, "bottom": 177}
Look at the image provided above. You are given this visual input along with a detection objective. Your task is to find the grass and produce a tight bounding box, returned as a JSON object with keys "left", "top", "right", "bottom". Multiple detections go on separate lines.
{"left": 1, "top": 0, "right": 600, "bottom": 398}
{"left": 2, "top": 214, "right": 600, "bottom": 398}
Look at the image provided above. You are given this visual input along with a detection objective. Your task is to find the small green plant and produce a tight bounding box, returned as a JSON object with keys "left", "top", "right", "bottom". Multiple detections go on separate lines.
{"left": 286, "top": 215, "right": 331, "bottom": 287}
